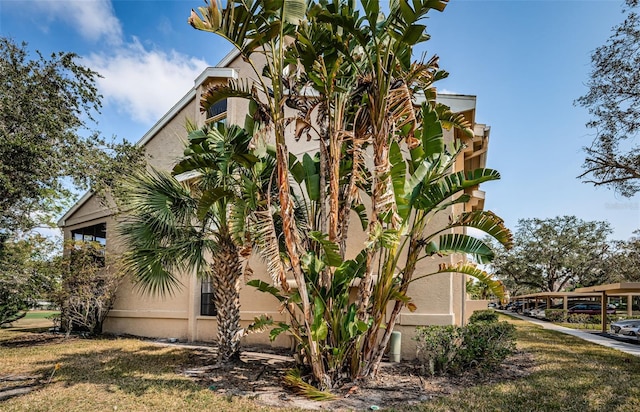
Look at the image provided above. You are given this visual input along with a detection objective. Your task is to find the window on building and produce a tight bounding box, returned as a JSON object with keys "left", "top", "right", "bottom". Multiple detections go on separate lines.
{"left": 201, "top": 278, "right": 217, "bottom": 316}
{"left": 70, "top": 223, "right": 106, "bottom": 266}
{"left": 206, "top": 99, "right": 227, "bottom": 129}
{"left": 71, "top": 223, "right": 107, "bottom": 246}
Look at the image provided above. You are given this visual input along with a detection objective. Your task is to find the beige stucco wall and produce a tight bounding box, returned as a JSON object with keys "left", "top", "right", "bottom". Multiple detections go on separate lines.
{"left": 59, "top": 51, "right": 492, "bottom": 357}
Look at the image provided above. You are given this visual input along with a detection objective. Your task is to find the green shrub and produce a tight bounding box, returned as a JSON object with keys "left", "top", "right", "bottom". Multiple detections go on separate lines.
{"left": 458, "top": 322, "right": 517, "bottom": 373}
{"left": 591, "top": 314, "right": 615, "bottom": 325}
{"left": 567, "top": 313, "right": 591, "bottom": 325}
{"left": 545, "top": 309, "right": 566, "bottom": 322}
{"left": 414, "top": 322, "right": 516, "bottom": 376}
{"left": 414, "top": 325, "right": 463, "bottom": 376}
{"left": 469, "top": 309, "right": 498, "bottom": 324}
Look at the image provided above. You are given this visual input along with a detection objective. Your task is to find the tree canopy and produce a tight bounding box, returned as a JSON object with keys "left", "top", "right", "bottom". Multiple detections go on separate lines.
{"left": 0, "top": 37, "right": 143, "bottom": 238}
{"left": 491, "top": 216, "right": 612, "bottom": 293}
{"left": 607, "top": 232, "right": 640, "bottom": 282}
{"left": 576, "top": 0, "right": 640, "bottom": 196}
{"left": 0, "top": 235, "right": 58, "bottom": 325}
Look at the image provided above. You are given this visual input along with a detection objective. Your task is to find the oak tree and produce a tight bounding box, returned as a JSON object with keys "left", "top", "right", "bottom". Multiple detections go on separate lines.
{"left": 0, "top": 37, "right": 142, "bottom": 238}
{"left": 576, "top": 0, "right": 640, "bottom": 196}
{"left": 491, "top": 216, "right": 612, "bottom": 292}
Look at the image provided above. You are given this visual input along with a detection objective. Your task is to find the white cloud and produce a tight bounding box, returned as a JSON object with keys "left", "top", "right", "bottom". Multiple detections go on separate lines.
{"left": 24, "top": 0, "right": 209, "bottom": 124}
{"left": 84, "top": 39, "right": 209, "bottom": 124}
{"left": 37, "top": 0, "right": 123, "bottom": 44}
{"left": 437, "top": 88, "right": 460, "bottom": 95}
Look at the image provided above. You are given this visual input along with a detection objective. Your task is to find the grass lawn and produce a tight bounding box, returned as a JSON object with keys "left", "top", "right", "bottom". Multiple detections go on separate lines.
{"left": 0, "top": 330, "right": 291, "bottom": 412}
{"left": 2, "top": 311, "right": 59, "bottom": 330}
{"left": 2, "top": 315, "right": 640, "bottom": 411}
{"left": 412, "top": 314, "right": 640, "bottom": 412}
{"left": 23, "top": 310, "right": 59, "bottom": 320}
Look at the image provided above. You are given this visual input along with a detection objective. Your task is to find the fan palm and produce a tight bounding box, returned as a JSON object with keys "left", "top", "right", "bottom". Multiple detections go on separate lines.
{"left": 119, "top": 123, "right": 262, "bottom": 363}
{"left": 189, "top": 0, "right": 328, "bottom": 382}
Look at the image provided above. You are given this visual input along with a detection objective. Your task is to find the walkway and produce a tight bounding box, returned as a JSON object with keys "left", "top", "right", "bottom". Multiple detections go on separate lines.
{"left": 498, "top": 310, "right": 640, "bottom": 357}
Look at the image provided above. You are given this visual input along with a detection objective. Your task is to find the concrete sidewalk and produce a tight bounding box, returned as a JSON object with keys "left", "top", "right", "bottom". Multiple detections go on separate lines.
{"left": 498, "top": 310, "right": 640, "bottom": 357}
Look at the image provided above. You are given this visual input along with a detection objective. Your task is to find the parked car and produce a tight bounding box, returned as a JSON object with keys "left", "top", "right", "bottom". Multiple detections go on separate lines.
{"left": 508, "top": 302, "right": 524, "bottom": 313}
{"left": 530, "top": 305, "right": 552, "bottom": 319}
{"left": 567, "top": 303, "right": 616, "bottom": 315}
{"left": 523, "top": 304, "right": 546, "bottom": 317}
{"left": 618, "top": 325, "right": 640, "bottom": 340}
{"left": 610, "top": 319, "right": 640, "bottom": 336}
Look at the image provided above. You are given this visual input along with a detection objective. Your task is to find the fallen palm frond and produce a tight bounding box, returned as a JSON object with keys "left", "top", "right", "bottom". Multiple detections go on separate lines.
{"left": 282, "top": 369, "right": 336, "bottom": 401}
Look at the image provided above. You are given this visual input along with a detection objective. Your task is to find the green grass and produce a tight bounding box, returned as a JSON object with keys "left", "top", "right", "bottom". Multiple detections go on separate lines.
{"left": 2, "top": 315, "right": 640, "bottom": 411}
{"left": 1, "top": 311, "right": 59, "bottom": 331}
{"left": 23, "top": 311, "right": 59, "bottom": 320}
{"left": 409, "top": 314, "right": 640, "bottom": 412}
{"left": 0, "top": 330, "right": 292, "bottom": 412}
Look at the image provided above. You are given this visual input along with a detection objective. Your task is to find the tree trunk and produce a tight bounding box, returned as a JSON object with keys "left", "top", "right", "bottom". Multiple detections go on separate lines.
{"left": 211, "top": 234, "right": 242, "bottom": 363}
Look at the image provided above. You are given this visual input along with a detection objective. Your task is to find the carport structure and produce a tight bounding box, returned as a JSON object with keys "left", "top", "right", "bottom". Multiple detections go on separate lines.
{"left": 514, "top": 291, "right": 600, "bottom": 314}
{"left": 574, "top": 283, "right": 640, "bottom": 332}
{"left": 513, "top": 282, "right": 640, "bottom": 333}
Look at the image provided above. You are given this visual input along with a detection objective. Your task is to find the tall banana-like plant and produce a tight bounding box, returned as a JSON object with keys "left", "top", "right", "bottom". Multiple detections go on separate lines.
{"left": 290, "top": 0, "right": 512, "bottom": 380}
{"left": 119, "top": 123, "right": 261, "bottom": 363}
{"left": 355, "top": 103, "right": 512, "bottom": 377}
{"left": 189, "top": 0, "right": 332, "bottom": 385}
{"left": 188, "top": 0, "right": 513, "bottom": 389}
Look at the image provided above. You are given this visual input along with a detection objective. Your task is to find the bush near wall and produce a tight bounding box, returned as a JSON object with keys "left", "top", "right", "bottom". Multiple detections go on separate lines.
{"left": 414, "top": 315, "right": 516, "bottom": 376}
{"left": 468, "top": 309, "right": 499, "bottom": 324}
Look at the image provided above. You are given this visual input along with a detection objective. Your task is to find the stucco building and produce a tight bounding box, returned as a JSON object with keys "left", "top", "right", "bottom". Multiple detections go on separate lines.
{"left": 58, "top": 50, "right": 492, "bottom": 359}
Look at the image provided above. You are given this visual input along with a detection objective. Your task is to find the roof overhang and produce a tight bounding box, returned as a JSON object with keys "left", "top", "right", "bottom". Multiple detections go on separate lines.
{"left": 59, "top": 65, "right": 239, "bottom": 228}
{"left": 515, "top": 292, "right": 602, "bottom": 299}
{"left": 575, "top": 282, "right": 640, "bottom": 294}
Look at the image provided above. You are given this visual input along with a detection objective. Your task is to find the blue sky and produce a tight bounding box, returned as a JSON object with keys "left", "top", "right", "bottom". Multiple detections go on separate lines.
{"left": 1, "top": 0, "right": 638, "bottom": 240}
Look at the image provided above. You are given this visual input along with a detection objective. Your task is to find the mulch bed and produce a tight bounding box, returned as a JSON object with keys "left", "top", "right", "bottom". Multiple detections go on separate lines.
{"left": 176, "top": 343, "right": 534, "bottom": 411}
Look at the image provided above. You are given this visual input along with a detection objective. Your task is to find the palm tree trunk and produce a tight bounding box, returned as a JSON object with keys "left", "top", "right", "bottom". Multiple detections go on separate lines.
{"left": 211, "top": 233, "right": 242, "bottom": 363}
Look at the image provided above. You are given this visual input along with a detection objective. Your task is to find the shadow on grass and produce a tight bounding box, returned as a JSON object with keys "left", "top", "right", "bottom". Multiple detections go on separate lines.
{"left": 0, "top": 329, "right": 65, "bottom": 348}
{"left": 30, "top": 343, "right": 214, "bottom": 397}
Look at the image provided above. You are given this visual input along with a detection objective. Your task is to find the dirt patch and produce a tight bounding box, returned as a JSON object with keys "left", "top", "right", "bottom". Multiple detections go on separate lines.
{"left": 177, "top": 343, "right": 534, "bottom": 411}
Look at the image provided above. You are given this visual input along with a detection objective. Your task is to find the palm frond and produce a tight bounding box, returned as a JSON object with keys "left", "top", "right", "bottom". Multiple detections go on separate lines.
{"left": 411, "top": 262, "right": 505, "bottom": 300}
{"left": 283, "top": 369, "right": 336, "bottom": 401}
{"left": 447, "top": 211, "right": 513, "bottom": 249}
{"left": 249, "top": 209, "right": 287, "bottom": 287}
{"left": 436, "top": 103, "right": 474, "bottom": 138}
{"left": 433, "top": 233, "right": 494, "bottom": 264}
{"left": 415, "top": 168, "right": 501, "bottom": 212}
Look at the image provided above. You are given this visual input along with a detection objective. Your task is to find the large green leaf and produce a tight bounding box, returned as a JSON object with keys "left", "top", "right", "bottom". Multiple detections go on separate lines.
{"left": 410, "top": 262, "right": 504, "bottom": 300}
{"left": 311, "top": 295, "right": 328, "bottom": 341}
{"left": 196, "top": 187, "right": 234, "bottom": 221}
{"left": 201, "top": 79, "right": 259, "bottom": 114}
{"left": 420, "top": 103, "right": 444, "bottom": 158}
{"left": 247, "top": 279, "right": 287, "bottom": 302}
{"left": 432, "top": 263, "right": 505, "bottom": 299}
{"left": 351, "top": 203, "right": 369, "bottom": 230}
{"left": 435, "top": 233, "right": 494, "bottom": 264}
{"left": 302, "top": 153, "right": 320, "bottom": 201}
{"left": 389, "top": 141, "right": 409, "bottom": 219}
{"left": 416, "top": 168, "right": 501, "bottom": 211}
{"left": 447, "top": 210, "right": 513, "bottom": 249}
{"left": 308, "top": 231, "right": 342, "bottom": 267}
{"left": 333, "top": 249, "right": 368, "bottom": 294}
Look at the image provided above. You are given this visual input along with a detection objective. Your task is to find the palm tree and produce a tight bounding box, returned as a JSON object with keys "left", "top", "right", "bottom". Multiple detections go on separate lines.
{"left": 119, "top": 123, "right": 262, "bottom": 363}
{"left": 189, "top": 0, "right": 329, "bottom": 383}
{"left": 188, "top": 0, "right": 513, "bottom": 387}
